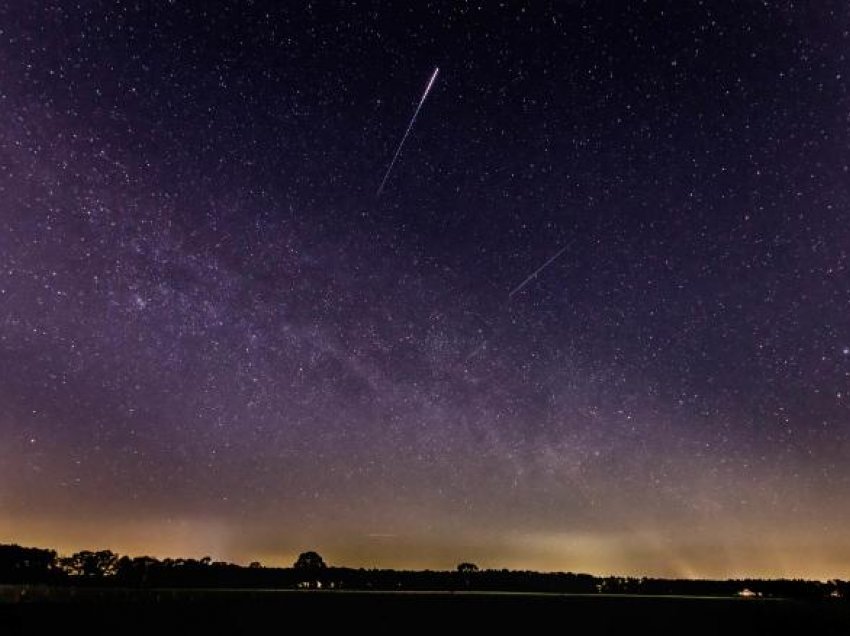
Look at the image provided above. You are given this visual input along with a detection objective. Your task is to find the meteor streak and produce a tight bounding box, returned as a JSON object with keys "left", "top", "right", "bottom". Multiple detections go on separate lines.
{"left": 508, "top": 246, "right": 568, "bottom": 299}
{"left": 376, "top": 66, "right": 440, "bottom": 196}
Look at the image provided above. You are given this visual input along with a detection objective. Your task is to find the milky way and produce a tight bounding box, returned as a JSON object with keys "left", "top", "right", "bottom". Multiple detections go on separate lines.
{"left": 1, "top": 2, "right": 849, "bottom": 578}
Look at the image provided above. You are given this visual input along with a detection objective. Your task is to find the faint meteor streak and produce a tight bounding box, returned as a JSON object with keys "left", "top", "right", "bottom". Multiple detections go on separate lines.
{"left": 376, "top": 66, "right": 440, "bottom": 196}
{"left": 508, "top": 246, "right": 568, "bottom": 299}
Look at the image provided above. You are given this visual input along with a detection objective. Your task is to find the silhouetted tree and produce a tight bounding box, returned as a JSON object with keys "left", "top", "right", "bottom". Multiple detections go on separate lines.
{"left": 456, "top": 562, "right": 479, "bottom": 590}
{"left": 116, "top": 555, "right": 160, "bottom": 585}
{"left": 62, "top": 550, "right": 119, "bottom": 577}
{"left": 294, "top": 551, "right": 327, "bottom": 589}
{"left": 249, "top": 561, "right": 262, "bottom": 568}
{"left": 0, "top": 544, "right": 59, "bottom": 583}
{"left": 294, "top": 551, "right": 327, "bottom": 570}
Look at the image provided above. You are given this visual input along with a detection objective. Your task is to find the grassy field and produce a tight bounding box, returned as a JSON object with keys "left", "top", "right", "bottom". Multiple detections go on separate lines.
{"left": 2, "top": 587, "right": 849, "bottom": 635}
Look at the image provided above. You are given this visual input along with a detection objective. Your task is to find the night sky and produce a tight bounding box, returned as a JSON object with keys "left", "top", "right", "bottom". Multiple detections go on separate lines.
{"left": 2, "top": 1, "right": 849, "bottom": 579}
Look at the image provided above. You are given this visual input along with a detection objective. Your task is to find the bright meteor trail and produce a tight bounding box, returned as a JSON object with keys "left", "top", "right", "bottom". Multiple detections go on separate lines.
{"left": 376, "top": 66, "right": 439, "bottom": 196}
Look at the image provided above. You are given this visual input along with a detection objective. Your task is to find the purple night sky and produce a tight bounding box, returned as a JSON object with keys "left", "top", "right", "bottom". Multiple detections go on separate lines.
{"left": 1, "top": 2, "right": 849, "bottom": 578}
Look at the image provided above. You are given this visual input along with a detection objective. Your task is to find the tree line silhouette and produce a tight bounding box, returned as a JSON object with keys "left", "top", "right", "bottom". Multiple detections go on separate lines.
{"left": 0, "top": 543, "right": 846, "bottom": 600}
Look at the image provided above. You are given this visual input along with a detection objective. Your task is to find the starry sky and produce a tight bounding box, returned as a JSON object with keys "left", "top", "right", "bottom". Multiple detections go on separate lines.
{"left": 1, "top": 1, "right": 849, "bottom": 579}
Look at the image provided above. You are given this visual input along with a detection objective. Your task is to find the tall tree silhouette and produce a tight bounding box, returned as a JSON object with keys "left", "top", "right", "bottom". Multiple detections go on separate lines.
{"left": 294, "top": 551, "right": 326, "bottom": 570}
{"left": 293, "top": 551, "right": 326, "bottom": 589}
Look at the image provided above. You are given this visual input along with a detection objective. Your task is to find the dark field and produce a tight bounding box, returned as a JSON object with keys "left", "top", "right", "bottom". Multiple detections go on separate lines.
{"left": 2, "top": 588, "right": 850, "bottom": 635}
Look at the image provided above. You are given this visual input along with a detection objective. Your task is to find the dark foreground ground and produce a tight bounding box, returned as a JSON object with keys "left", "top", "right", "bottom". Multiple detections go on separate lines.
{"left": 2, "top": 588, "right": 850, "bottom": 635}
